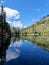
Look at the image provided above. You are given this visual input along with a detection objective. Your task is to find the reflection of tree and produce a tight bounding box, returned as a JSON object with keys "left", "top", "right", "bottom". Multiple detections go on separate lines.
{"left": 0, "top": 36, "right": 11, "bottom": 65}
{"left": 0, "top": 5, "right": 11, "bottom": 65}
{"left": 11, "top": 35, "right": 20, "bottom": 43}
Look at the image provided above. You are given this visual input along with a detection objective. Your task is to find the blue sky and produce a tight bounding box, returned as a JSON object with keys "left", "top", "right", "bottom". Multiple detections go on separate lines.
{"left": 0, "top": 0, "right": 49, "bottom": 28}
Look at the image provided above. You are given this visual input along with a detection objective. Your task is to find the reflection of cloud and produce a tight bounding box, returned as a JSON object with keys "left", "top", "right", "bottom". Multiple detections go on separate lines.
{"left": 6, "top": 49, "right": 20, "bottom": 62}
{"left": 6, "top": 40, "right": 23, "bottom": 62}
{"left": 10, "top": 40, "right": 23, "bottom": 47}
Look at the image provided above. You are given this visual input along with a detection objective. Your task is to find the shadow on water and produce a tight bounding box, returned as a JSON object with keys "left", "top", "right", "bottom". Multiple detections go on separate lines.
{"left": 0, "top": 36, "right": 11, "bottom": 65}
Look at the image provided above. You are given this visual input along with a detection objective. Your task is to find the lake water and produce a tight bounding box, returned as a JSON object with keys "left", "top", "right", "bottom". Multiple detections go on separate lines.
{"left": 0, "top": 36, "right": 49, "bottom": 65}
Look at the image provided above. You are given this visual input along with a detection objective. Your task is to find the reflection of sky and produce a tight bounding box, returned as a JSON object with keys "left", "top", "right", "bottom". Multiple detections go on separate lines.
{"left": 6, "top": 40, "right": 23, "bottom": 62}
{"left": 5, "top": 40, "right": 49, "bottom": 65}
{"left": 6, "top": 39, "right": 42, "bottom": 62}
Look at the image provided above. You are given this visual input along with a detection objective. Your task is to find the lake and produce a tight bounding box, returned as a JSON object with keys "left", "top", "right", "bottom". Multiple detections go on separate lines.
{"left": 0, "top": 36, "right": 49, "bottom": 65}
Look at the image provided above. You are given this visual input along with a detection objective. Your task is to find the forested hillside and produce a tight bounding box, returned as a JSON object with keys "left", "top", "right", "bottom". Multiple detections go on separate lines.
{"left": 20, "top": 15, "right": 49, "bottom": 50}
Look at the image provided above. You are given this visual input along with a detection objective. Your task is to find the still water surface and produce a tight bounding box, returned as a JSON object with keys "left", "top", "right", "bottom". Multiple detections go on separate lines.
{"left": 2, "top": 37, "right": 49, "bottom": 65}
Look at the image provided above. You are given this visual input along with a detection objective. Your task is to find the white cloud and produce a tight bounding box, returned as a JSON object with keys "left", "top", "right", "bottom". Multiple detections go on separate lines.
{"left": 37, "top": 8, "right": 41, "bottom": 12}
{"left": 12, "top": 21, "right": 27, "bottom": 29}
{"left": 4, "top": 7, "right": 20, "bottom": 19}
{"left": 1, "top": 7, "right": 27, "bottom": 29}
{"left": 6, "top": 20, "right": 27, "bottom": 29}
{"left": 23, "top": 26, "right": 27, "bottom": 28}
{"left": 6, "top": 20, "right": 12, "bottom": 24}
{"left": 15, "top": 15, "right": 20, "bottom": 19}
{"left": 4, "top": 7, "right": 23, "bottom": 28}
{"left": 12, "top": 21, "right": 23, "bottom": 29}
{"left": 32, "top": 18, "right": 35, "bottom": 21}
{"left": 4, "top": 7, "right": 26, "bottom": 29}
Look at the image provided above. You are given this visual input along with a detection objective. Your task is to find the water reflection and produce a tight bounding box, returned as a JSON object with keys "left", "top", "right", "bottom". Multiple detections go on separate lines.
{"left": 11, "top": 35, "right": 20, "bottom": 43}
{"left": 4, "top": 36, "right": 49, "bottom": 65}
{"left": 0, "top": 36, "right": 11, "bottom": 65}
{"left": 6, "top": 48, "right": 20, "bottom": 62}
{"left": 6, "top": 36, "right": 22, "bottom": 62}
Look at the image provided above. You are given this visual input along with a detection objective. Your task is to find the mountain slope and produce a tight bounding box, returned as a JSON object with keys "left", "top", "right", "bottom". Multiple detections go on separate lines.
{"left": 20, "top": 15, "right": 49, "bottom": 50}
{"left": 21, "top": 15, "right": 49, "bottom": 35}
